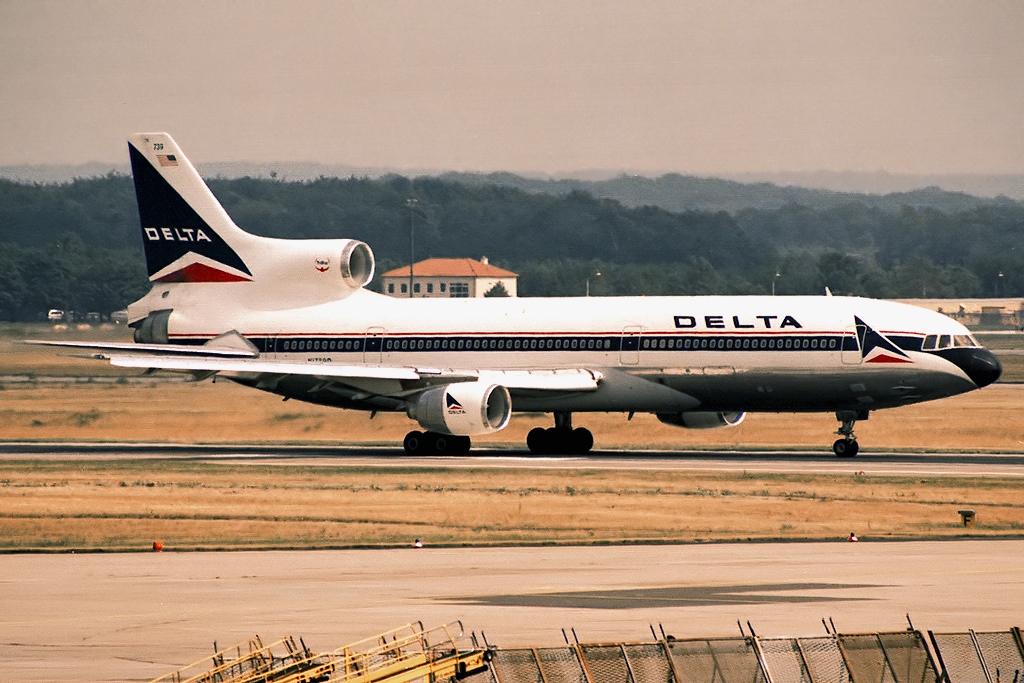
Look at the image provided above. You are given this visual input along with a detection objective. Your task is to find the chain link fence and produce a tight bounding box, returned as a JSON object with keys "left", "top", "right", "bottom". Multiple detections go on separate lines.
{"left": 930, "top": 630, "right": 1024, "bottom": 683}
{"left": 667, "top": 636, "right": 766, "bottom": 683}
{"left": 487, "top": 629, "right": 1021, "bottom": 683}
{"left": 796, "top": 636, "right": 852, "bottom": 683}
{"left": 538, "top": 647, "right": 590, "bottom": 683}
{"left": 758, "top": 638, "right": 814, "bottom": 683}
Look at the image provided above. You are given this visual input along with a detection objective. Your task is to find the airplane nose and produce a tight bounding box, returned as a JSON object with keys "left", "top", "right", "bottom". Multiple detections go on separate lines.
{"left": 962, "top": 348, "right": 1002, "bottom": 387}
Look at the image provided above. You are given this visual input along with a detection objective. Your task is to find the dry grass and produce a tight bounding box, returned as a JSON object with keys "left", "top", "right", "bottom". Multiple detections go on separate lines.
{"left": 1, "top": 460, "right": 1021, "bottom": 551}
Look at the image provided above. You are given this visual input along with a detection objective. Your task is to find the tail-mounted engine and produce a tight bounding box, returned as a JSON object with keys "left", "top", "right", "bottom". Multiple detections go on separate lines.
{"left": 335, "top": 240, "right": 375, "bottom": 290}
{"left": 409, "top": 382, "right": 512, "bottom": 436}
{"left": 656, "top": 411, "right": 746, "bottom": 429}
{"left": 256, "top": 238, "right": 375, "bottom": 306}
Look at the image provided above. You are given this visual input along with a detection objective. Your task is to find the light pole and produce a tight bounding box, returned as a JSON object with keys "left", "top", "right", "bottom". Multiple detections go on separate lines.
{"left": 586, "top": 271, "right": 601, "bottom": 297}
{"left": 998, "top": 271, "right": 1004, "bottom": 297}
{"left": 406, "top": 198, "right": 418, "bottom": 298}
{"left": 772, "top": 271, "right": 781, "bottom": 296}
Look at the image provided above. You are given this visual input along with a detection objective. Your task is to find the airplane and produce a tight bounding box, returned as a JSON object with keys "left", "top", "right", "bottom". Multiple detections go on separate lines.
{"left": 31, "top": 133, "right": 1002, "bottom": 458}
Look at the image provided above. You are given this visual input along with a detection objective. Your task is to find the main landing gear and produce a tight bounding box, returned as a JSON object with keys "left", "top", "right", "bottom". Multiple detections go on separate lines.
{"left": 403, "top": 430, "right": 471, "bottom": 456}
{"left": 832, "top": 410, "right": 868, "bottom": 457}
{"left": 527, "top": 412, "right": 594, "bottom": 455}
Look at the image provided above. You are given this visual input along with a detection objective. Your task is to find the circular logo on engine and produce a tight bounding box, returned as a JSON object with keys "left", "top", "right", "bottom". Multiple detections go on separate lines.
{"left": 315, "top": 257, "right": 330, "bottom": 273}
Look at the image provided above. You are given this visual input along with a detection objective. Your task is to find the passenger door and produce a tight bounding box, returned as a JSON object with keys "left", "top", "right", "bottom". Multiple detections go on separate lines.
{"left": 620, "top": 325, "right": 642, "bottom": 365}
{"left": 364, "top": 327, "right": 385, "bottom": 364}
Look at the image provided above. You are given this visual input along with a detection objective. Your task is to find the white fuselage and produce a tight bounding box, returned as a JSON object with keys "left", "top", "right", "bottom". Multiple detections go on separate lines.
{"left": 142, "top": 286, "right": 983, "bottom": 415}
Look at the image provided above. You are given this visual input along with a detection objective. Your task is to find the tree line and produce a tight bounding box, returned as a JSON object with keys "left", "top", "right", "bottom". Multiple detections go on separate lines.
{"left": 0, "top": 174, "right": 1021, "bottom": 320}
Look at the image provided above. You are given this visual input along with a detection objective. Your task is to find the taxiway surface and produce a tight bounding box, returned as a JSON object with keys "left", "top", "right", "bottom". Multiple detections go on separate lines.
{"left": 3, "top": 441, "right": 1024, "bottom": 478}
{"left": 1, "top": 540, "right": 1022, "bottom": 682}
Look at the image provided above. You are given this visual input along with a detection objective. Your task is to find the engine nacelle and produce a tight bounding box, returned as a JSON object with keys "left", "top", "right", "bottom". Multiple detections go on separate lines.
{"left": 656, "top": 411, "right": 746, "bottom": 429}
{"left": 409, "top": 382, "right": 512, "bottom": 436}
{"left": 256, "top": 238, "right": 375, "bottom": 304}
{"left": 129, "top": 238, "right": 375, "bottom": 320}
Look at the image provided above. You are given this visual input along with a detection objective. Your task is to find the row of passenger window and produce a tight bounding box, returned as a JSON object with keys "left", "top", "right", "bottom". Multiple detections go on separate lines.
{"left": 276, "top": 338, "right": 363, "bottom": 352}
{"left": 268, "top": 334, "right": 852, "bottom": 353}
{"left": 385, "top": 336, "right": 617, "bottom": 351}
{"left": 642, "top": 335, "right": 846, "bottom": 351}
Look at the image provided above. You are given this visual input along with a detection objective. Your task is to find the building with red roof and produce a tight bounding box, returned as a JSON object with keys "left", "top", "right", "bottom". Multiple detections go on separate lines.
{"left": 381, "top": 257, "right": 518, "bottom": 298}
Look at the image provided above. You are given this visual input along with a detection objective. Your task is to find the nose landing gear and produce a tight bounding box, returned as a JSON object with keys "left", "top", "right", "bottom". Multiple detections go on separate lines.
{"left": 527, "top": 412, "right": 594, "bottom": 455}
{"left": 833, "top": 410, "right": 868, "bottom": 457}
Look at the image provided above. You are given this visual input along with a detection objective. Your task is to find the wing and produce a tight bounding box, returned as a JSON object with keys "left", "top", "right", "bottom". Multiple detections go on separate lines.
{"left": 25, "top": 337, "right": 602, "bottom": 393}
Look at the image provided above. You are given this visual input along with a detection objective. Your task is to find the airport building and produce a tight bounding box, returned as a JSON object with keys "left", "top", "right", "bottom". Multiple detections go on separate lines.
{"left": 381, "top": 257, "right": 518, "bottom": 298}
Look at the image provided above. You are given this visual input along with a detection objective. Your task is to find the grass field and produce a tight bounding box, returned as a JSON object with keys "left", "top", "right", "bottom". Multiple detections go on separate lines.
{"left": 2, "top": 460, "right": 1022, "bottom": 551}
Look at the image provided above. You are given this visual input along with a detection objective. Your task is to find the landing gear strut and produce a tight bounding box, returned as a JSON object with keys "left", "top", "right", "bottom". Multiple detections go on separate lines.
{"left": 832, "top": 410, "right": 868, "bottom": 457}
{"left": 403, "top": 430, "right": 471, "bottom": 456}
{"left": 527, "top": 412, "right": 594, "bottom": 455}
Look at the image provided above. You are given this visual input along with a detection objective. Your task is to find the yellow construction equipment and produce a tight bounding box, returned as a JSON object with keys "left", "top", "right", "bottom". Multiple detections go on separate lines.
{"left": 148, "top": 622, "right": 491, "bottom": 683}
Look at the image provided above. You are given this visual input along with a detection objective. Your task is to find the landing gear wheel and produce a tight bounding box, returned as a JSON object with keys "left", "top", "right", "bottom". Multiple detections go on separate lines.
{"left": 832, "top": 438, "right": 859, "bottom": 457}
{"left": 526, "top": 426, "right": 594, "bottom": 455}
{"left": 430, "top": 432, "right": 449, "bottom": 453}
{"left": 833, "top": 410, "right": 866, "bottom": 458}
{"left": 406, "top": 431, "right": 472, "bottom": 455}
{"left": 449, "top": 435, "right": 471, "bottom": 456}
{"left": 571, "top": 427, "right": 594, "bottom": 455}
{"left": 403, "top": 431, "right": 425, "bottom": 454}
{"left": 527, "top": 427, "right": 548, "bottom": 454}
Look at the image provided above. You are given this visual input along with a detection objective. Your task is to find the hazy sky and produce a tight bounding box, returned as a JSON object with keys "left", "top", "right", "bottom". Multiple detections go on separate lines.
{"left": 2, "top": 0, "right": 1022, "bottom": 175}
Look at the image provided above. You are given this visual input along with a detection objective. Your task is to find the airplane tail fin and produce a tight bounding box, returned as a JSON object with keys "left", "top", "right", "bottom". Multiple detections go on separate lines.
{"left": 127, "top": 133, "right": 374, "bottom": 319}
{"left": 128, "top": 133, "right": 256, "bottom": 283}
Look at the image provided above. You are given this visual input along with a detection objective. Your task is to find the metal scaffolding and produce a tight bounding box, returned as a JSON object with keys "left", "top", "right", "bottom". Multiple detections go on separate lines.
{"left": 148, "top": 622, "right": 489, "bottom": 683}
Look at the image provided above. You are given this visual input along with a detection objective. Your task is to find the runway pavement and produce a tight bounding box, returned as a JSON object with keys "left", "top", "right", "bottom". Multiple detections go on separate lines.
{"left": 1, "top": 540, "right": 1022, "bottom": 682}
{"left": 3, "top": 441, "right": 1024, "bottom": 477}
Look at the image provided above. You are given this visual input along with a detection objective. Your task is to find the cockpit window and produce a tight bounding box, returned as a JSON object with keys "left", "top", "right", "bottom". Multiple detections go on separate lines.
{"left": 923, "top": 333, "right": 977, "bottom": 351}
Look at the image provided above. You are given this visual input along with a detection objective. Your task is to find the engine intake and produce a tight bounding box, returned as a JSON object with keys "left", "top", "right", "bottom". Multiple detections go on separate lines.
{"left": 409, "top": 382, "right": 512, "bottom": 436}
{"left": 339, "top": 240, "right": 374, "bottom": 290}
{"left": 656, "top": 411, "right": 746, "bottom": 429}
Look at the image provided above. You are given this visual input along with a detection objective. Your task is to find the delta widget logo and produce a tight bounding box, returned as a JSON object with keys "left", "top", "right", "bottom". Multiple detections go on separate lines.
{"left": 445, "top": 393, "right": 466, "bottom": 415}
{"left": 856, "top": 316, "right": 912, "bottom": 364}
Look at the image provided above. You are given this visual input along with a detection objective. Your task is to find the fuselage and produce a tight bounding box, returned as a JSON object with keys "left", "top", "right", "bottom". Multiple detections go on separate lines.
{"left": 142, "top": 287, "right": 999, "bottom": 416}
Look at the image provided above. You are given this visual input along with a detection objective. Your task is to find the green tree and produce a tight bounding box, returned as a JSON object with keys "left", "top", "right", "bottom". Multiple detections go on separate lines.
{"left": 483, "top": 282, "right": 511, "bottom": 297}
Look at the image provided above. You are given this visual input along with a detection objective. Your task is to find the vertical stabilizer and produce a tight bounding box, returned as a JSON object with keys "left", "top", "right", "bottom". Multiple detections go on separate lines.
{"left": 129, "top": 133, "right": 255, "bottom": 283}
